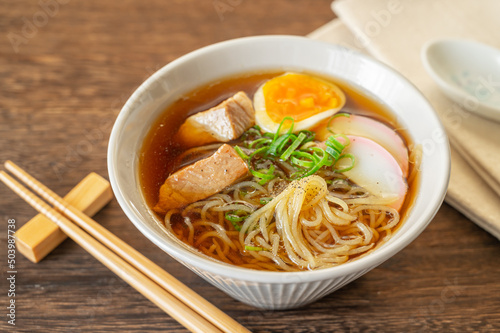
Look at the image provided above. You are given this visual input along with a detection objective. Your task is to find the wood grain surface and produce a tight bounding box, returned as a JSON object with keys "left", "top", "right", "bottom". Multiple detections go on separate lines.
{"left": 1, "top": 1, "right": 499, "bottom": 332}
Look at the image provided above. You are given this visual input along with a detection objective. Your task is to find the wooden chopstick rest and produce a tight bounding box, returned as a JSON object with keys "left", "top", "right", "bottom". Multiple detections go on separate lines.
{"left": 15, "top": 172, "right": 113, "bottom": 263}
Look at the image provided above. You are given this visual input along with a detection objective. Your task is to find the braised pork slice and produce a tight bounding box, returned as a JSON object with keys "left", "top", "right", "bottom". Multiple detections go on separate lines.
{"left": 177, "top": 91, "right": 255, "bottom": 148}
{"left": 154, "top": 144, "right": 249, "bottom": 213}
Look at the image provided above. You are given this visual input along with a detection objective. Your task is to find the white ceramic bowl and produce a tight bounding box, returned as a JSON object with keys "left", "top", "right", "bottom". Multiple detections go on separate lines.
{"left": 108, "top": 35, "right": 450, "bottom": 310}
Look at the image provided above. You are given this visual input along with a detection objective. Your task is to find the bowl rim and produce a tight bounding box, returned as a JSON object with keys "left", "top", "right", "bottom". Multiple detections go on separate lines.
{"left": 108, "top": 35, "right": 451, "bottom": 283}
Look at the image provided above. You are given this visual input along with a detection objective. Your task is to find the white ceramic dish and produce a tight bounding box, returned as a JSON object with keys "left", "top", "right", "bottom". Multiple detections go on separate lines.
{"left": 422, "top": 38, "right": 500, "bottom": 122}
{"left": 108, "top": 35, "right": 450, "bottom": 310}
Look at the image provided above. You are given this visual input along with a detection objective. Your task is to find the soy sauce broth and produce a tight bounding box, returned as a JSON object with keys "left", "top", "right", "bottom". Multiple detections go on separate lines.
{"left": 138, "top": 71, "right": 414, "bottom": 216}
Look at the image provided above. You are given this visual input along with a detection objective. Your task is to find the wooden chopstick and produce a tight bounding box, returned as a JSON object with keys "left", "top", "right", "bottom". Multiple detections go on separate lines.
{"left": 0, "top": 170, "right": 221, "bottom": 333}
{"left": 4, "top": 161, "right": 250, "bottom": 333}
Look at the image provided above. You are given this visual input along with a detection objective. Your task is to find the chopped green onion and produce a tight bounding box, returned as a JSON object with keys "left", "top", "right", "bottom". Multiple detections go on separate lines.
{"left": 249, "top": 137, "right": 272, "bottom": 149}
{"left": 290, "top": 169, "right": 307, "bottom": 179}
{"left": 303, "top": 148, "right": 330, "bottom": 177}
{"left": 225, "top": 211, "right": 248, "bottom": 231}
{"left": 259, "top": 197, "right": 273, "bottom": 205}
{"left": 335, "top": 133, "right": 350, "bottom": 146}
{"left": 333, "top": 153, "right": 356, "bottom": 173}
{"left": 327, "top": 135, "right": 344, "bottom": 151}
{"left": 325, "top": 135, "right": 349, "bottom": 160}
{"left": 326, "top": 146, "right": 341, "bottom": 160}
{"left": 241, "top": 126, "right": 262, "bottom": 141}
{"left": 235, "top": 117, "right": 354, "bottom": 182}
{"left": 249, "top": 146, "right": 269, "bottom": 159}
{"left": 327, "top": 113, "right": 350, "bottom": 134}
{"left": 300, "top": 130, "right": 316, "bottom": 143}
{"left": 281, "top": 132, "right": 306, "bottom": 161}
{"left": 250, "top": 165, "right": 276, "bottom": 185}
{"left": 268, "top": 134, "right": 288, "bottom": 156}
{"left": 234, "top": 146, "right": 249, "bottom": 160}
{"left": 276, "top": 134, "right": 295, "bottom": 154}
{"left": 274, "top": 117, "right": 294, "bottom": 138}
{"left": 249, "top": 169, "right": 273, "bottom": 180}
{"left": 226, "top": 218, "right": 242, "bottom": 231}
{"left": 312, "top": 147, "right": 333, "bottom": 167}
{"left": 290, "top": 151, "right": 316, "bottom": 168}
{"left": 229, "top": 221, "right": 242, "bottom": 231}
{"left": 245, "top": 245, "right": 267, "bottom": 251}
{"left": 225, "top": 213, "right": 245, "bottom": 222}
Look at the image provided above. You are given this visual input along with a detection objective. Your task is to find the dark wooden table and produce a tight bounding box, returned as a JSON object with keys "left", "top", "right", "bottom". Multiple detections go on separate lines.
{"left": 1, "top": 1, "right": 499, "bottom": 332}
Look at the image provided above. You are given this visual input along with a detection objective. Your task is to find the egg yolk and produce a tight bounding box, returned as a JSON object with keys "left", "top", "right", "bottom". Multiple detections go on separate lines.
{"left": 263, "top": 73, "right": 341, "bottom": 123}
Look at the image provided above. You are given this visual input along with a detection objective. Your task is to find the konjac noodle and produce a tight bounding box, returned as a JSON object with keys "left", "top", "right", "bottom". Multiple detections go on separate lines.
{"left": 139, "top": 71, "right": 421, "bottom": 271}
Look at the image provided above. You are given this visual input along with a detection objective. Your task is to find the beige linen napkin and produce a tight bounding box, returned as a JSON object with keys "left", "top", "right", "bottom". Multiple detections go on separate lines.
{"left": 308, "top": 6, "right": 500, "bottom": 240}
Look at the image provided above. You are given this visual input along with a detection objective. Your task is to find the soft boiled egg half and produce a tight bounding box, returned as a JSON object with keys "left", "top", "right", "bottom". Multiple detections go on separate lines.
{"left": 254, "top": 73, "right": 346, "bottom": 133}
